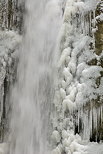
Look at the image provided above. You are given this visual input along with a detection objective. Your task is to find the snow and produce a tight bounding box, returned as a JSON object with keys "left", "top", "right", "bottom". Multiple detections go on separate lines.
{"left": 61, "top": 80, "right": 66, "bottom": 89}
{"left": 52, "top": 146, "right": 62, "bottom": 154}
{"left": 52, "top": 0, "right": 103, "bottom": 154}
{"left": 0, "top": 30, "right": 21, "bottom": 123}
{"left": 63, "top": 99, "right": 76, "bottom": 112}
{"left": 81, "top": 66, "right": 102, "bottom": 79}
{"left": 62, "top": 130, "right": 69, "bottom": 139}
{"left": 96, "top": 13, "right": 103, "bottom": 21}
{"left": 1, "top": 142, "right": 103, "bottom": 154}
{"left": 87, "top": 142, "right": 103, "bottom": 154}
{"left": 0, "top": 30, "right": 21, "bottom": 68}
{"left": 52, "top": 130, "right": 61, "bottom": 144}
{"left": 0, "top": 0, "right": 102, "bottom": 154}
{"left": 58, "top": 47, "right": 71, "bottom": 67}
{"left": 60, "top": 88, "right": 66, "bottom": 99}
{"left": 52, "top": 128, "right": 88, "bottom": 154}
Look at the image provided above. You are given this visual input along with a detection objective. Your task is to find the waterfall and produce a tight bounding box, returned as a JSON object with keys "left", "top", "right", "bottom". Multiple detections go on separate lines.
{"left": 8, "top": 0, "right": 64, "bottom": 154}
{"left": 3, "top": 0, "right": 102, "bottom": 154}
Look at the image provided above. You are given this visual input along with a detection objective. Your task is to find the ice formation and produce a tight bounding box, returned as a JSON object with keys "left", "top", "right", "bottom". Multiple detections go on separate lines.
{"left": 51, "top": 0, "right": 103, "bottom": 153}
{"left": 0, "top": 0, "right": 102, "bottom": 154}
{"left": 0, "top": 30, "right": 21, "bottom": 126}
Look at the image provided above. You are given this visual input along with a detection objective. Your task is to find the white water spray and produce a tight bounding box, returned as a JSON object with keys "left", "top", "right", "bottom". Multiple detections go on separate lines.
{"left": 9, "top": 1, "right": 64, "bottom": 154}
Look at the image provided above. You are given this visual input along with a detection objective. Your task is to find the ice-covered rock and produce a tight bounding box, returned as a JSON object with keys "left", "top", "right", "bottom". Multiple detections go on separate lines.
{"left": 52, "top": 130, "right": 61, "bottom": 144}
{"left": 63, "top": 99, "right": 75, "bottom": 112}
{"left": 51, "top": 0, "right": 102, "bottom": 154}
{"left": 60, "top": 88, "right": 66, "bottom": 99}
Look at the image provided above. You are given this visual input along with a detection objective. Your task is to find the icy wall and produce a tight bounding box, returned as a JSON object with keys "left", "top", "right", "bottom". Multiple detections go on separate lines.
{"left": 51, "top": 0, "right": 103, "bottom": 153}
{"left": 0, "top": 0, "right": 23, "bottom": 142}
{"left": 0, "top": 30, "right": 21, "bottom": 142}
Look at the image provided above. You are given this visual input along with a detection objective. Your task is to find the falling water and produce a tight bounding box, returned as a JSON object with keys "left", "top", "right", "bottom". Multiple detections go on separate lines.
{"left": 9, "top": 0, "right": 64, "bottom": 154}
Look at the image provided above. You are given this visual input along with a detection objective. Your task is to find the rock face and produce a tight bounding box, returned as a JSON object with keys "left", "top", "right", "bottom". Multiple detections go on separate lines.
{"left": 90, "top": 0, "right": 103, "bottom": 142}
{"left": 95, "top": 1, "right": 103, "bottom": 55}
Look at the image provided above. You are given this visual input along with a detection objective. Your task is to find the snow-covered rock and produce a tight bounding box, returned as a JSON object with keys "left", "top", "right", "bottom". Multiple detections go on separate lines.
{"left": 51, "top": 130, "right": 61, "bottom": 144}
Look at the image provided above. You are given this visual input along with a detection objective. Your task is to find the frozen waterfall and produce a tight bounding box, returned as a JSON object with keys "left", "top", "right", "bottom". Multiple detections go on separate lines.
{"left": 4, "top": 0, "right": 103, "bottom": 154}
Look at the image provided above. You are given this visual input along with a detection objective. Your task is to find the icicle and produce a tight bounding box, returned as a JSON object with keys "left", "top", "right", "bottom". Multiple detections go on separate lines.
{"left": 92, "top": 10, "right": 96, "bottom": 48}
{"left": 89, "top": 11, "right": 92, "bottom": 35}
{"left": 90, "top": 109, "right": 93, "bottom": 138}
{"left": 78, "top": 109, "right": 80, "bottom": 133}
{"left": 81, "top": 13, "right": 85, "bottom": 35}
{"left": 101, "top": 105, "right": 103, "bottom": 126}
{"left": 93, "top": 10, "right": 96, "bottom": 28}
